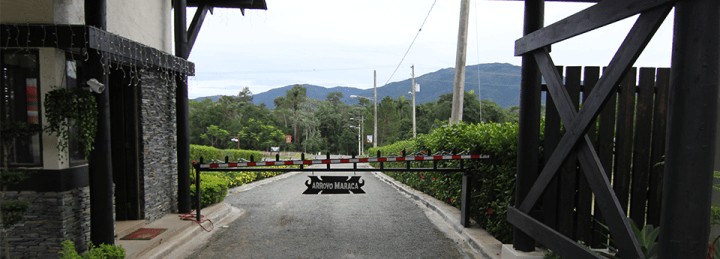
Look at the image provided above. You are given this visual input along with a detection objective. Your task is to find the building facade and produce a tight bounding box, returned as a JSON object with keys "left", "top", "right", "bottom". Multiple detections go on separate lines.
{"left": 0, "top": 0, "right": 186, "bottom": 256}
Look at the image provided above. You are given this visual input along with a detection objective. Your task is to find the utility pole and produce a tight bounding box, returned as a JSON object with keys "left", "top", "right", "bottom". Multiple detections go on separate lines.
{"left": 450, "top": 0, "right": 470, "bottom": 124}
{"left": 411, "top": 65, "right": 417, "bottom": 138}
{"left": 361, "top": 115, "right": 364, "bottom": 155}
{"left": 373, "top": 70, "right": 378, "bottom": 148}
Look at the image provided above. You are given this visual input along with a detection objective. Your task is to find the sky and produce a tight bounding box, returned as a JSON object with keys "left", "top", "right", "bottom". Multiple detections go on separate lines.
{"left": 186, "top": 0, "right": 675, "bottom": 99}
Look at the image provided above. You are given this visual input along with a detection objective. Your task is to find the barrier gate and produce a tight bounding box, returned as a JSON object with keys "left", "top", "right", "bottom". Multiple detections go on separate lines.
{"left": 192, "top": 151, "right": 489, "bottom": 227}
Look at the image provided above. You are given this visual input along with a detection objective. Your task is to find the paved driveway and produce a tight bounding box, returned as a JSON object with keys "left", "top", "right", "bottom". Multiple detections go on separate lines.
{"left": 189, "top": 164, "right": 469, "bottom": 258}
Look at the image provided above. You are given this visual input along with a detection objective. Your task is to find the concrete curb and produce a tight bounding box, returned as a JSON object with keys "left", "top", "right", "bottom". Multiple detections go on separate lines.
{"left": 143, "top": 171, "right": 303, "bottom": 258}
{"left": 372, "top": 171, "right": 503, "bottom": 259}
{"left": 139, "top": 202, "right": 246, "bottom": 259}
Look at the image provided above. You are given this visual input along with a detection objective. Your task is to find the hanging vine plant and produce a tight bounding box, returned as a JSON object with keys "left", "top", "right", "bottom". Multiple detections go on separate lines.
{"left": 44, "top": 88, "right": 98, "bottom": 160}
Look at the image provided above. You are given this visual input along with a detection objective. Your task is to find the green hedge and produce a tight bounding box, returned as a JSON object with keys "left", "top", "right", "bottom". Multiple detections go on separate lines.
{"left": 190, "top": 144, "right": 263, "bottom": 164}
{"left": 368, "top": 122, "right": 522, "bottom": 243}
{"left": 188, "top": 145, "right": 290, "bottom": 209}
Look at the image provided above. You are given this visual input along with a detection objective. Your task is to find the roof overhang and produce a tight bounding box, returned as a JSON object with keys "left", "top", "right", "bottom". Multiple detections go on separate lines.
{"left": 187, "top": 0, "right": 267, "bottom": 11}
{"left": 0, "top": 24, "right": 194, "bottom": 75}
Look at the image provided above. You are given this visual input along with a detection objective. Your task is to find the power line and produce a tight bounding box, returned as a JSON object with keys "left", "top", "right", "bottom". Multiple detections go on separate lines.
{"left": 383, "top": 0, "right": 438, "bottom": 86}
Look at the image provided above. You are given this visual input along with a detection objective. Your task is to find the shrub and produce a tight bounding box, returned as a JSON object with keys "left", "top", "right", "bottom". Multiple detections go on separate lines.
{"left": 369, "top": 122, "right": 521, "bottom": 243}
{"left": 59, "top": 240, "right": 125, "bottom": 259}
{"left": 190, "top": 172, "right": 229, "bottom": 209}
{"left": 256, "top": 170, "right": 282, "bottom": 180}
{"left": 225, "top": 172, "right": 258, "bottom": 188}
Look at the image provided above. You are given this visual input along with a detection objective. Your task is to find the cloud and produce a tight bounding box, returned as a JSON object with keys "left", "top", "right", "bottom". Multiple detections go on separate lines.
{"left": 186, "top": 1, "right": 673, "bottom": 99}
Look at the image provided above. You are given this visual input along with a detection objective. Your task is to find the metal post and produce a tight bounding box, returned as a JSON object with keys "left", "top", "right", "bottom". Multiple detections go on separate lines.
{"left": 85, "top": 0, "right": 114, "bottom": 245}
{"left": 361, "top": 115, "right": 364, "bottom": 155}
{"left": 300, "top": 153, "right": 305, "bottom": 170}
{"left": 658, "top": 0, "right": 719, "bottom": 257}
{"left": 513, "top": 0, "right": 544, "bottom": 252}
{"left": 411, "top": 65, "right": 417, "bottom": 137}
{"left": 377, "top": 151, "right": 384, "bottom": 170}
{"left": 357, "top": 122, "right": 361, "bottom": 156}
{"left": 374, "top": 70, "right": 378, "bottom": 147}
{"left": 174, "top": 0, "right": 192, "bottom": 214}
{"left": 461, "top": 171, "right": 472, "bottom": 227}
{"left": 196, "top": 157, "right": 202, "bottom": 222}
{"left": 352, "top": 154, "right": 357, "bottom": 170}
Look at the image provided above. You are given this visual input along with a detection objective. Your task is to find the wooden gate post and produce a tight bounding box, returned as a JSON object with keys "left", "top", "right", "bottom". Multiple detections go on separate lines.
{"left": 513, "top": 0, "right": 544, "bottom": 252}
{"left": 658, "top": 0, "right": 719, "bottom": 257}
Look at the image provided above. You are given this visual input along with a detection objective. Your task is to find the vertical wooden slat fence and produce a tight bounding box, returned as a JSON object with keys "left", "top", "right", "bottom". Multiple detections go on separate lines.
{"left": 539, "top": 66, "right": 670, "bottom": 250}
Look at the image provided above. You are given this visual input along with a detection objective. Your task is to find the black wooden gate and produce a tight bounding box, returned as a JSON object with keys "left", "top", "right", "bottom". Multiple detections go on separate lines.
{"left": 538, "top": 66, "right": 669, "bottom": 250}
{"left": 510, "top": 1, "right": 675, "bottom": 258}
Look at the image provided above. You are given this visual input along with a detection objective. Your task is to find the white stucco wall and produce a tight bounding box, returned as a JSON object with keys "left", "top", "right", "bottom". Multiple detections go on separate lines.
{"left": 0, "top": 0, "right": 53, "bottom": 23}
{"left": 39, "top": 48, "right": 70, "bottom": 169}
{"left": 0, "top": 0, "right": 84, "bottom": 24}
{"left": 107, "top": 0, "right": 173, "bottom": 53}
{"left": 1, "top": 0, "right": 172, "bottom": 53}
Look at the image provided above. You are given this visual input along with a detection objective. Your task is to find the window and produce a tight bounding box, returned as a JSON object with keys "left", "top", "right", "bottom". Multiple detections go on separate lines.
{"left": 0, "top": 50, "right": 42, "bottom": 166}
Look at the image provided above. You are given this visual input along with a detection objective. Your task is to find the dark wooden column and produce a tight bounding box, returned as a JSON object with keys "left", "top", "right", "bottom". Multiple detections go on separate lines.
{"left": 174, "top": 0, "right": 192, "bottom": 213}
{"left": 658, "top": 0, "right": 719, "bottom": 257}
{"left": 85, "top": 0, "right": 115, "bottom": 245}
{"left": 513, "top": 0, "right": 543, "bottom": 252}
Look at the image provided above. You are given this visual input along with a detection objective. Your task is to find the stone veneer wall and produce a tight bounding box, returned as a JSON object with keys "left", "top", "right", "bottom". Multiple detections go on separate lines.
{"left": 2, "top": 187, "right": 90, "bottom": 257}
{"left": 139, "top": 70, "right": 178, "bottom": 222}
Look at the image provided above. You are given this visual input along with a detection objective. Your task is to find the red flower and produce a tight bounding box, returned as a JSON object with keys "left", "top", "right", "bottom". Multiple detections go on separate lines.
{"left": 419, "top": 174, "right": 425, "bottom": 180}
{"left": 487, "top": 207, "right": 494, "bottom": 216}
{"left": 449, "top": 197, "right": 455, "bottom": 204}
{"left": 431, "top": 177, "right": 436, "bottom": 181}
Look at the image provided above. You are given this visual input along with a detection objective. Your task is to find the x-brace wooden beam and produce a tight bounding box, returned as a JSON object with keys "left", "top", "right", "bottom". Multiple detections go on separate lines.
{"left": 187, "top": 4, "right": 214, "bottom": 58}
{"left": 509, "top": 4, "right": 673, "bottom": 259}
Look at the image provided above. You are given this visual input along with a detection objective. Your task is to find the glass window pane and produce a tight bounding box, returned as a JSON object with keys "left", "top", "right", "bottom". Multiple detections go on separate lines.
{"left": 1, "top": 50, "right": 42, "bottom": 166}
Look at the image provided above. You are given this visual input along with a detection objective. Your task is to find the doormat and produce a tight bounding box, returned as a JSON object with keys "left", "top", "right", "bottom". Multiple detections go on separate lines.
{"left": 120, "top": 228, "right": 167, "bottom": 240}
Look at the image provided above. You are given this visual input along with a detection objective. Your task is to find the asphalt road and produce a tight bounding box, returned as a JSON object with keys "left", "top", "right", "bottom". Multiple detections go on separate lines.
{"left": 189, "top": 164, "right": 470, "bottom": 258}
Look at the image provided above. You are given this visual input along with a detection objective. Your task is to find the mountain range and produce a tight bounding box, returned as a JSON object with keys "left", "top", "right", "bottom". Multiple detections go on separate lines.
{"left": 195, "top": 63, "right": 522, "bottom": 108}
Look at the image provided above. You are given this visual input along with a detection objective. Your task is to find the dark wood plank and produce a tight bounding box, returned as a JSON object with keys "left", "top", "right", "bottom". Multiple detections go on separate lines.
{"left": 519, "top": 51, "right": 574, "bottom": 213}
{"left": 613, "top": 68, "right": 637, "bottom": 215}
{"left": 557, "top": 66, "right": 581, "bottom": 238}
{"left": 646, "top": 68, "right": 670, "bottom": 226}
{"left": 629, "top": 68, "right": 655, "bottom": 226}
{"left": 187, "top": 0, "right": 266, "bottom": 9}
{"left": 577, "top": 66, "right": 600, "bottom": 244}
{"left": 542, "top": 81, "right": 562, "bottom": 230}
{"left": 507, "top": 207, "right": 602, "bottom": 259}
{"left": 187, "top": 5, "right": 212, "bottom": 55}
{"left": 514, "top": 0, "right": 673, "bottom": 55}
{"left": 593, "top": 67, "right": 617, "bottom": 248}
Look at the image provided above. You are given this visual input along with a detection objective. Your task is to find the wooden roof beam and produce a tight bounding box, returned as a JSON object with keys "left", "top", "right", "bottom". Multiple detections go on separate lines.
{"left": 186, "top": 0, "right": 267, "bottom": 10}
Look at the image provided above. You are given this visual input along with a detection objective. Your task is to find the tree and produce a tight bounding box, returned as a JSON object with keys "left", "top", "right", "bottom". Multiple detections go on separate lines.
{"left": 237, "top": 118, "right": 284, "bottom": 151}
{"left": 273, "top": 85, "right": 308, "bottom": 151}
{"left": 479, "top": 100, "right": 507, "bottom": 123}
{"left": 200, "top": 125, "right": 230, "bottom": 148}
